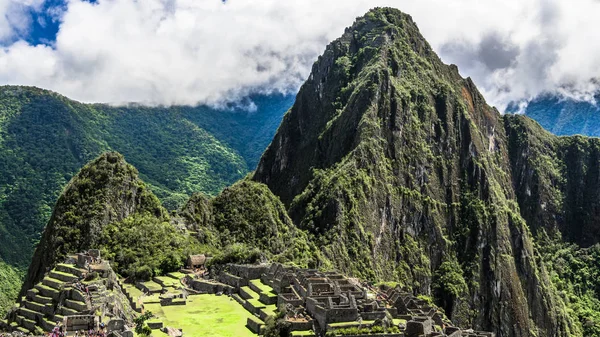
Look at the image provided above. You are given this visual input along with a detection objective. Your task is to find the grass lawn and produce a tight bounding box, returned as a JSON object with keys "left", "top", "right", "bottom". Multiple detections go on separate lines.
{"left": 155, "top": 276, "right": 180, "bottom": 287}
{"left": 260, "top": 304, "right": 278, "bottom": 317}
{"left": 249, "top": 279, "right": 276, "bottom": 296}
{"left": 142, "top": 281, "right": 163, "bottom": 292}
{"left": 142, "top": 294, "right": 161, "bottom": 304}
{"left": 167, "top": 272, "right": 186, "bottom": 279}
{"left": 290, "top": 331, "right": 315, "bottom": 337}
{"left": 392, "top": 318, "right": 407, "bottom": 326}
{"left": 145, "top": 294, "right": 258, "bottom": 337}
{"left": 328, "top": 320, "right": 375, "bottom": 328}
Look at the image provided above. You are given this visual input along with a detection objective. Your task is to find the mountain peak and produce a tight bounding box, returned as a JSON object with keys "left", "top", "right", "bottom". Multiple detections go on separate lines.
{"left": 254, "top": 8, "right": 572, "bottom": 336}
{"left": 20, "top": 151, "right": 166, "bottom": 295}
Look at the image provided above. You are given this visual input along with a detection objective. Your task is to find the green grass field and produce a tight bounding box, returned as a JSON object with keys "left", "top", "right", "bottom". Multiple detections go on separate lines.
{"left": 145, "top": 294, "right": 259, "bottom": 337}
{"left": 141, "top": 281, "right": 163, "bottom": 292}
{"left": 154, "top": 276, "right": 180, "bottom": 287}
{"left": 249, "top": 279, "right": 276, "bottom": 296}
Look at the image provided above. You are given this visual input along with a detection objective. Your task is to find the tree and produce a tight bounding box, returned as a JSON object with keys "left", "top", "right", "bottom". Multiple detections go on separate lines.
{"left": 134, "top": 311, "right": 154, "bottom": 336}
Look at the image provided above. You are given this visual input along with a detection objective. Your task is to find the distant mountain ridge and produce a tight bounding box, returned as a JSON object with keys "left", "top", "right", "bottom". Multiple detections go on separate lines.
{"left": 510, "top": 93, "right": 600, "bottom": 136}
{"left": 0, "top": 87, "right": 293, "bottom": 315}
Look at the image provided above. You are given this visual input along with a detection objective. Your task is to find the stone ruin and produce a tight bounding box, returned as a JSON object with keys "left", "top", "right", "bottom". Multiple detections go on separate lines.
{"left": 208, "top": 263, "right": 496, "bottom": 337}
{"left": 1, "top": 250, "right": 135, "bottom": 336}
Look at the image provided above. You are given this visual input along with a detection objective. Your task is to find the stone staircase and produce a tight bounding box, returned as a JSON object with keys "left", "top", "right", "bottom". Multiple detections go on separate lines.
{"left": 5, "top": 263, "right": 91, "bottom": 334}
{"left": 235, "top": 279, "right": 279, "bottom": 334}
{"left": 119, "top": 272, "right": 183, "bottom": 313}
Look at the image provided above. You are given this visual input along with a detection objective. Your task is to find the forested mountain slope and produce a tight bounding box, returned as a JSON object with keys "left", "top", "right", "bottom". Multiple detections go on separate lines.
{"left": 254, "top": 7, "right": 600, "bottom": 336}
{"left": 0, "top": 87, "right": 291, "bottom": 315}
{"left": 0, "top": 87, "right": 292, "bottom": 268}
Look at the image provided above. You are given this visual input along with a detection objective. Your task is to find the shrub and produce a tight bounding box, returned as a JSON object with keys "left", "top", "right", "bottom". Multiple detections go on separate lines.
{"left": 135, "top": 265, "right": 153, "bottom": 281}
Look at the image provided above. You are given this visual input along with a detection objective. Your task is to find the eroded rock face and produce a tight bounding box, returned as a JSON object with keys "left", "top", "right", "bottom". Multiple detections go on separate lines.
{"left": 254, "top": 7, "right": 577, "bottom": 337}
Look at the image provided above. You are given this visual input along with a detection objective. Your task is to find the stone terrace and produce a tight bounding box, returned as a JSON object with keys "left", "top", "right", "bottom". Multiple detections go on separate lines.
{"left": 1, "top": 251, "right": 135, "bottom": 336}
{"left": 217, "top": 263, "right": 496, "bottom": 337}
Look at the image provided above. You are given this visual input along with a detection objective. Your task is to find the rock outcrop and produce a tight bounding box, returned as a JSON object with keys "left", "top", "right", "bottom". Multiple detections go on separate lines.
{"left": 254, "top": 7, "right": 577, "bottom": 337}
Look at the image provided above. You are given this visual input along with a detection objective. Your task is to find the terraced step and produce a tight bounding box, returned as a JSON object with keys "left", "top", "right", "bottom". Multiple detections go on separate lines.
{"left": 56, "top": 263, "right": 85, "bottom": 277}
{"left": 59, "top": 306, "right": 78, "bottom": 316}
{"left": 153, "top": 276, "right": 179, "bottom": 288}
{"left": 139, "top": 281, "right": 163, "bottom": 293}
{"left": 42, "top": 277, "right": 64, "bottom": 290}
{"left": 65, "top": 299, "right": 88, "bottom": 312}
{"left": 41, "top": 318, "right": 56, "bottom": 331}
{"left": 35, "top": 284, "right": 59, "bottom": 300}
{"left": 166, "top": 272, "right": 185, "bottom": 280}
{"left": 23, "top": 300, "right": 45, "bottom": 313}
{"left": 240, "top": 286, "right": 259, "bottom": 300}
{"left": 16, "top": 326, "right": 30, "bottom": 334}
{"left": 52, "top": 315, "right": 64, "bottom": 323}
{"left": 17, "top": 315, "right": 36, "bottom": 332}
{"left": 26, "top": 288, "right": 39, "bottom": 299}
{"left": 34, "top": 326, "right": 45, "bottom": 336}
{"left": 32, "top": 293, "right": 53, "bottom": 305}
{"left": 50, "top": 270, "right": 78, "bottom": 283}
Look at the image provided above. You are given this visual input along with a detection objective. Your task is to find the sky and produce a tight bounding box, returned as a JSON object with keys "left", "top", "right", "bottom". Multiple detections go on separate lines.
{"left": 0, "top": 0, "right": 598, "bottom": 110}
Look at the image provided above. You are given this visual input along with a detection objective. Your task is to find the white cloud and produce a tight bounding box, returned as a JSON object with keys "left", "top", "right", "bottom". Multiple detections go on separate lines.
{"left": 0, "top": 0, "right": 44, "bottom": 41}
{"left": 0, "top": 0, "right": 598, "bottom": 109}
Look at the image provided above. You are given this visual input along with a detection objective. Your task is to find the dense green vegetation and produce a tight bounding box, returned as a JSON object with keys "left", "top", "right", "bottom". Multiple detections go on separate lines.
{"left": 538, "top": 235, "right": 600, "bottom": 337}
{"left": 0, "top": 86, "right": 292, "bottom": 271}
{"left": 101, "top": 213, "right": 201, "bottom": 280}
{"left": 181, "top": 180, "right": 319, "bottom": 268}
{"left": 0, "top": 261, "right": 22, "bottom": 317}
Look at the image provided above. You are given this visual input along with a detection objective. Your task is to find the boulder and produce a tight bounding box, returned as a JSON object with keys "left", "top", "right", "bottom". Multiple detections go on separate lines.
{"left": 161, "top": 327, "right": 183, "bottom": 337}
{"left": 107, "top": 318, "right": 125, "bottom": 332}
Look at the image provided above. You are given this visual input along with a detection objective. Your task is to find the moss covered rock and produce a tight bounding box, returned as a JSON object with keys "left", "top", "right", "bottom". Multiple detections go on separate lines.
{"left": 254, "top": 7, "right": 577, "bottom": 337}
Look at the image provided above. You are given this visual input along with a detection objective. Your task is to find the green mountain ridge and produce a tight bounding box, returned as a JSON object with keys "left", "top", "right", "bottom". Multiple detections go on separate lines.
{"left": 0, "top": 86, "right": 292, "bottom": 268}
{"left": 0, "top": 86, "right": 292, "bottom": 316}
{"left": 8, "top": 7, "right": 600, "bottom": 337}
{"left": 253, "top": 7, "right": 600, "bottom": 336}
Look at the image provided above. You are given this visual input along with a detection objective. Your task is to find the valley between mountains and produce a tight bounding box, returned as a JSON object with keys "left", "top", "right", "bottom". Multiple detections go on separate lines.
{"left": 2, "top": 7, "right": 600, "bottom": 337}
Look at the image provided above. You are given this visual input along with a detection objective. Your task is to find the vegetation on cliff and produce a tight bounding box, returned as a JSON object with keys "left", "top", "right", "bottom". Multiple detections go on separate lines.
{"left": 0, "top": 86, "right": 291, "bottom": 270}
{"left": 0, "top": 261, "right": 21, "bottom": 317}
{"left": 538, "top": 236, "right": 600, "bottom": 337}
{"left": 181, "top": 180, "right": 319, "bottom": 268}
{"left": 254, "top": 7, "right": 581, "bottom": 336}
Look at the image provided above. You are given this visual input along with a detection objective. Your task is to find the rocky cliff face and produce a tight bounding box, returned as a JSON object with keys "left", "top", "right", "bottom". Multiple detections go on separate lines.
{"left": 505, "top": 115, "right": 600, "bottom": 246}
{"left": 255, "top": 8, "right": 578, "bottom": 336}
{"left": 21, "top": 152, "right": 167, "bottom": 294}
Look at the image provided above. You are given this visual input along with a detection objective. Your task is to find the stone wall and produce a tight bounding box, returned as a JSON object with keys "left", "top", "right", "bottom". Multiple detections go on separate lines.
{"left": 219, "top": 272, "right": 246, "bottom": 289}
{"left": 360, "top": 311, "right": 387, "bottom": 320}
{"left": 288, "top": 319, "right": 313, "bottom": 331}
{"left": 189, "top": 279, "right": 234, "bottom": 294}
{"left": 278, "top": 293, "right": 303, "bottom": 309}
{"left": 246, "top": 317, "right": 263, "bottom": 334}
{"left": 228, "top": 264, "right": 269, "bottom": 280}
